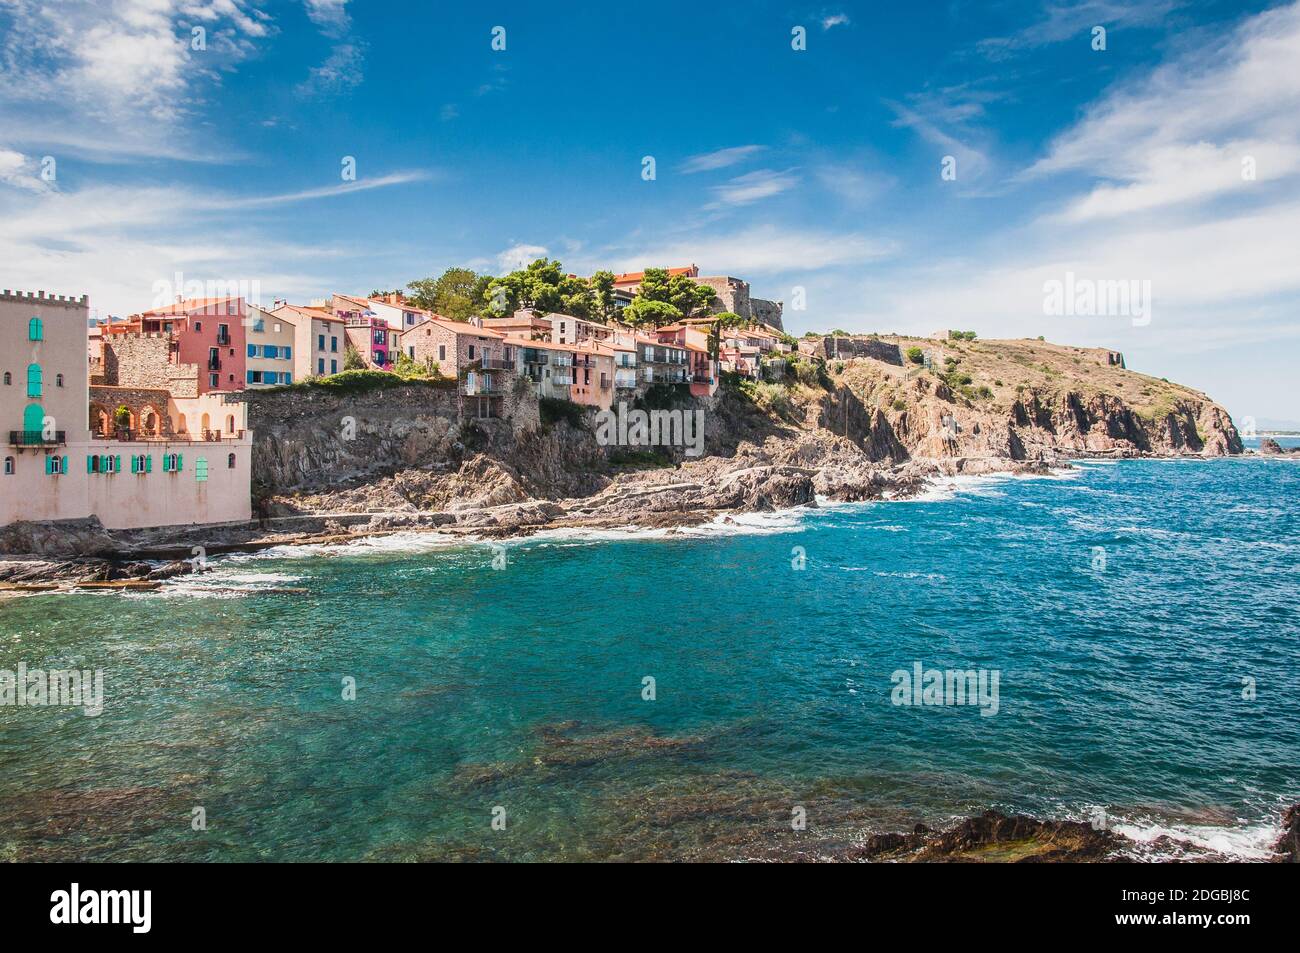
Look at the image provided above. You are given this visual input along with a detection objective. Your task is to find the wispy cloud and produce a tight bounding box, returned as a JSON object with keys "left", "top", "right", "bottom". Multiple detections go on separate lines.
{"left": 0, "top": 149, "right": 55, "bottom": 194}
{"left": 0, "top": 0, "right": 274, "bottom": 159}
{"left": 296, "top": 41, "right": 366, "bottom": 97}
{"left": 680, "top": 145, "right": 766, "bottom": 174}
{"left": 821, "top": 13, "right": 851, "bottom": 30}
{"left": 709, "top": 168, "right": 800, "bottom": 207}
{"left": 977, "top": 0, "right": 1178, "bottom": 60}
{"left": 302, "top": 0, "right": 351, "bottom": 37}
{"left": 1024, "top": 1, "right": 1300, "bottom": 218}
{"left": 606, "top": 224, "right": 895, "bottom": 276}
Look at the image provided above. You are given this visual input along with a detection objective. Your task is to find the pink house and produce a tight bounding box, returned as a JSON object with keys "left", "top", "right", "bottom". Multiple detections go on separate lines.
{"left": 655, "top": 325, "right": 717, "bottom": 397}
{"left": 124, "top": 296, "right": 248, "bottom": 394}
{"left": 332, "top": 294, "right": 398, "bottom": 368}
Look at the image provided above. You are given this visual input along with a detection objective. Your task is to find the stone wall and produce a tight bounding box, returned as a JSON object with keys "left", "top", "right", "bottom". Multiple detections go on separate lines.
{"left": 750, "top": 297, "right": 784, "bottom": 331}
{"left": 807, "top": 336, "right": 903, "bottom": 365}
{"left": 101, "top": 332, "right": 199, "bottom": 397}
{"left": 89, "top": 385, "right": 175, "bottom": 436}
{"left": 224, "top": 379, "right": 552, "bottom": 495}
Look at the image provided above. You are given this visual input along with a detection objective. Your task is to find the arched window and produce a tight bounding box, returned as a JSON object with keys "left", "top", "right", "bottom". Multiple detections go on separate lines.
{"left": 56, "top": 373, "right": 64, "bottom": 388}
{"left": 26, "top": 363, "right": 42, "bottom": 398}
{"left": 28, "top": 317, "right": 42, "bottom": 341}
{"left": 225, "top": 415, "right": 235, "bottom": 434}
{"left": 2, "top": 372, "right": 9, "bottom": 385}
{"left": 3, "top": 456, "right": 14, "bottom": 475}
{"left": 201, "top": 412, "right": 210, "bottom": 432}
{"left": 227, "top": 453, "right": 236, "bottom": 469}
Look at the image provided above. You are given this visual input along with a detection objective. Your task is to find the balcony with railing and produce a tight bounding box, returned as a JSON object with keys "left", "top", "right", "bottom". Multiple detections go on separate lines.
{"left": 9, "top": 430, "right": 66, "bottom": 447}
{"left": 479, "top": 357, "right": 514, "bottom": 370}
{"left": 551, "top": 355, "right": 574, "bottom": 368}
{"left": 207, "top": 356, "right": 222, "bottom": 371}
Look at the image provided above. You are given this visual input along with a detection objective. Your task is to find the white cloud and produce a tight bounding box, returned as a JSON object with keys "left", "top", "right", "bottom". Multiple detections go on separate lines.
{"left": 977, "top": 0, "right": 1177, "bottom": 59}
{"left": 0, "top": 149, "right": 54, "bottom": 193}
{"left": 0, "top": 171, "right": 429, "bottom": 316}
{"left": 679, "top": 145, "right": 766, "bottom": 174}
{"left": 302, "top": 0, "right": 350, "bottom": 37}
{"left": 1025, "top": 2, "right": 1300, "bottom": 189}
{"left": 821, "top": 13, "right": 850, "bottom": 30}
{"left": 709, "top": 169, "right": 800, "bottom": 207}
{"left": 496, "top": 244, "right": 549, "bottom": 272}
{"left": 0, "top": 0, "right": 273, "bottom": 158}
{"left": 605, "top": 225, "right": 896, "bottom": 277}
{"left": 296, "top": 41, "right": 366, "bottom": 96}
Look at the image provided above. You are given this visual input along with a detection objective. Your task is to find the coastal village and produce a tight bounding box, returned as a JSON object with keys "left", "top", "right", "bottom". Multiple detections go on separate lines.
{"left": 1, "top": 264, "right": 797, "bottom": 534}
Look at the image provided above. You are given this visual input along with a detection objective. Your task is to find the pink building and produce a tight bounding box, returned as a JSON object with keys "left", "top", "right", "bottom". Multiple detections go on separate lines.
{"left": 656, "top": 325, "right": 718, "bottom": 397}
{"left": 332, "top": 294, "right": 398, "bottom": 368}
{"left": 114, "top": 296, "right": 249, "bottom": 394}
{"left": 3, "top": 290, "right": 251, "bottom": 532}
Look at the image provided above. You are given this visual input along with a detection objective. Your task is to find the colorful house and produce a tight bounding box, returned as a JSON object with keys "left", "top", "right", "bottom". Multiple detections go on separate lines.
{"left": 3, "top": 289, "right": 251, "bottom": 531}
{"left": 270, "top": 303, "right": 346, "bottom": 379}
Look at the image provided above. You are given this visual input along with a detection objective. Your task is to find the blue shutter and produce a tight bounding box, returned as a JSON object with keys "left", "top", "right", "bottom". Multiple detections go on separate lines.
{"left": 284, "top": 346, "right": 292, "bottom": 360}
{"left": 247, "top": 344, "right": 256, "bottom": 358}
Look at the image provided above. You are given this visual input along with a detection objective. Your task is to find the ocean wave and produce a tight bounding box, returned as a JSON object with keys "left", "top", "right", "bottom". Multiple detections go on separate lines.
{"left": 1111, "top": 817, "right": 1279, "bottom": 861}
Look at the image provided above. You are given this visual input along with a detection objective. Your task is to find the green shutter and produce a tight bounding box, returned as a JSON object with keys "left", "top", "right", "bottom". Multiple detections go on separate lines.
{"left": 115, "top": 455, "right": 121, "bottom": 474}
{"left": 87, "top": 455, "right": 94, "bottom": 474}
{"left": 45, "top": 456, "right": 52, "bottom": 475}
{"left": 178, "top": 454, "right": 184, "bottom": 472}
{"left": 145, "top": 455, "right": 152, "bottom": 473}
{"left": 61, "top": 456, "right": 68, "bottom": 475}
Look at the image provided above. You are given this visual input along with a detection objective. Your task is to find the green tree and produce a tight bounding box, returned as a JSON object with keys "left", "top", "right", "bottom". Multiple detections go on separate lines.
{"left": 622, "top": 298, "right": 681, "bottom": 329}
{"left": 905, "top": 346, "right": 925, "bottom": 364}
{"left": 483, "top": 258, "right": 594, "bottom": 320}
{"left": 633, "top": 267, "right": 715, "bottom": 318}
{"left": 589, "top": 270, "right": 617, "bottom": 323}
{"left": 406, "top": 267, "right": 483, "bottom": 322}
{"left": 343, "top": 343, "right": 365, "bottom": 371}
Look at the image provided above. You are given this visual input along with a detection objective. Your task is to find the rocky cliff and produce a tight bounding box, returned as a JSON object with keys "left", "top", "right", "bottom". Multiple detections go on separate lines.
{"left": 231, "top": 335, "right": 1240, "bottom": 523}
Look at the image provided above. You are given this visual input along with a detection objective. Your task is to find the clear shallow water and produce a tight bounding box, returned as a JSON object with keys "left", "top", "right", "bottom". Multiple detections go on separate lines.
{"left": 1, "top": 458, "right": 1297, "bottom": 861}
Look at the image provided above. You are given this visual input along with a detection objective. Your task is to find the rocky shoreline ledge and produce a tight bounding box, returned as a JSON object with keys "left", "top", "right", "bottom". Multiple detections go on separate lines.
{"left": 0, "top": 443, "right": 1249, "bottom": 593}
{"left": 1, "top": 449, "right": 1057, "bottom": 591}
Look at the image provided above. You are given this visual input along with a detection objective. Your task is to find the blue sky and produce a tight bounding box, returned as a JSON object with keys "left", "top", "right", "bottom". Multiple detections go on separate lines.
{"left": 1, "top": 0, "right": 1298, "bottom": 424}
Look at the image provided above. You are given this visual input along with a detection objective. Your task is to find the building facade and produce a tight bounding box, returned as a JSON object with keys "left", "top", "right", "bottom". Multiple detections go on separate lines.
{"left": 272, "top": 304, "right": 345, "bottom": 379}
{"left": 2, "top": 290, "right": 251, "bottom": 531}
{"left": 244, "top": 305, "right": 296, "bottom": 387}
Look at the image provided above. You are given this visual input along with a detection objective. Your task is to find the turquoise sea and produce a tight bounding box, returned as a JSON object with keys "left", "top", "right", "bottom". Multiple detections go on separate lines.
{"left": 2, "top": 455, "right": 1297, "bottom": 861}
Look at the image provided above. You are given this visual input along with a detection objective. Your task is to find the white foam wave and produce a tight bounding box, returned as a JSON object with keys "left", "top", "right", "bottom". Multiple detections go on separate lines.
{"left": 1112, "top": 818, "right": 1279, "bottom": 861}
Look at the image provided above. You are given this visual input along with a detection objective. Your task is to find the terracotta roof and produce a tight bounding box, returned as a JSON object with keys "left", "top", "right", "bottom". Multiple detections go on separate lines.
{"left": 425, "top": 319, "right": 503, "bottom": 338}
{"left": 502, "top": 335, "right": 574, "bottom": 352}
{"left": 274, "top": 304, "right": 343, "bottom": 323}
{"left": 139, "top": 296, "right": 242, "bottom": 317}
{"left": 612, "top": 266, "right": 697, "bottom": 284}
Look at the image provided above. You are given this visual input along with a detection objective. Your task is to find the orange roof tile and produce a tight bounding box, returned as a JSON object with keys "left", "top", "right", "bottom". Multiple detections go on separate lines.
{"left": 612, "top": 266, "right": 698, "bottom": 284}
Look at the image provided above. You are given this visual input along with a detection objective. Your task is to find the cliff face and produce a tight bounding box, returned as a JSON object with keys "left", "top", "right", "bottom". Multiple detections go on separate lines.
{"left": 816, "top": 336, "right": 1242, "bottom": 462}
{"left": 231, "top": 381, "right": 611, "bottom": 515}
{"left": 230, "top": 334, "right": 1241, "bottom": 521}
